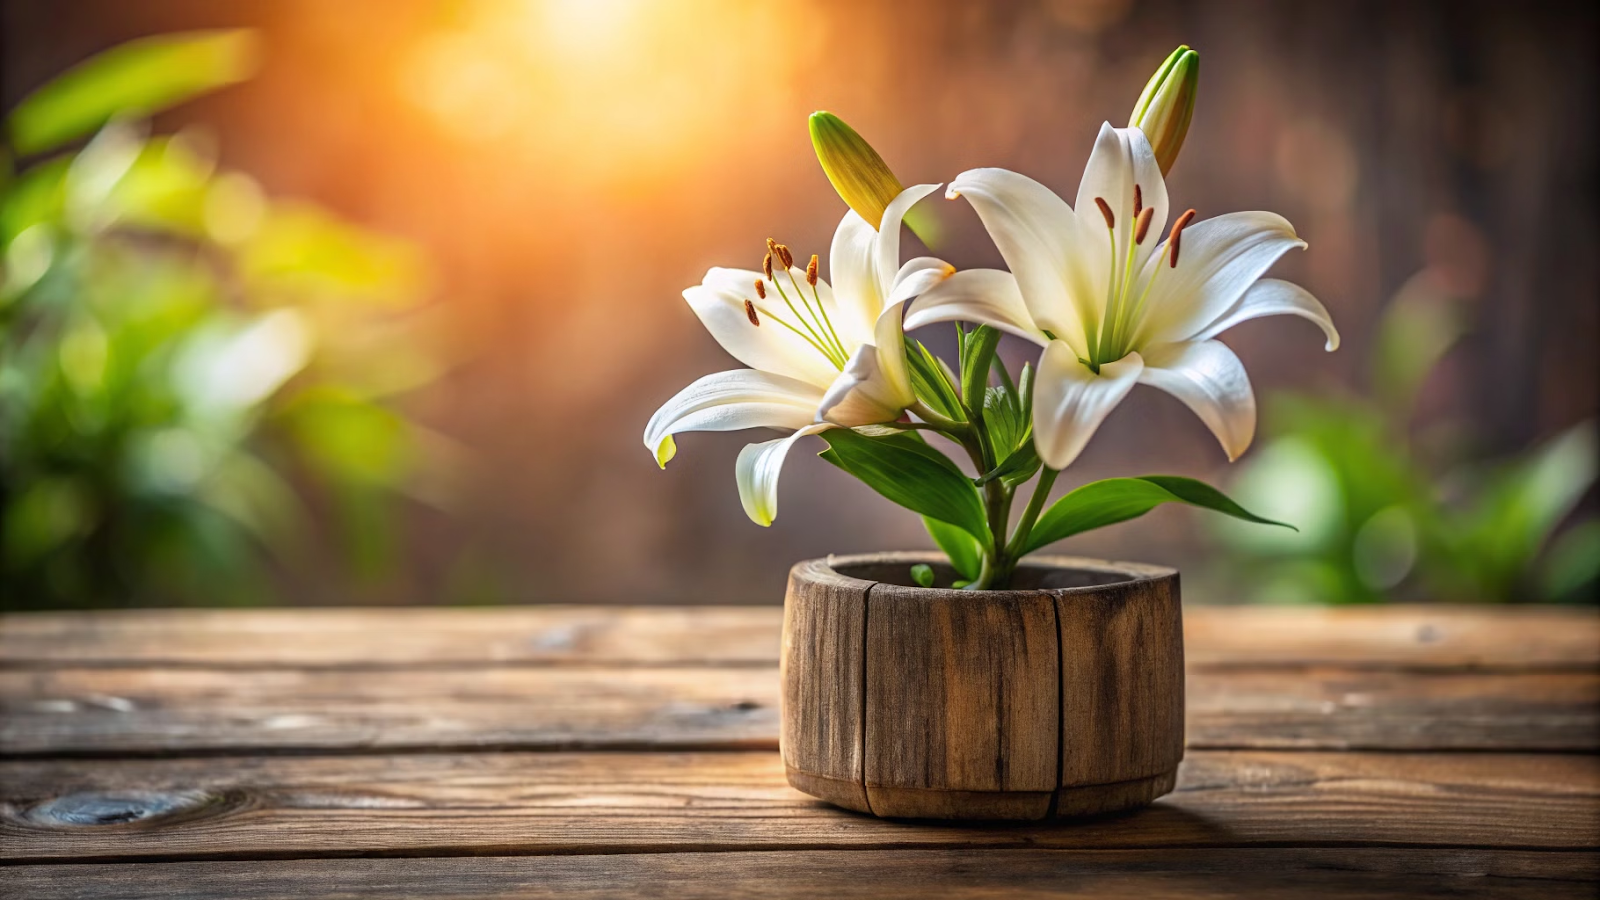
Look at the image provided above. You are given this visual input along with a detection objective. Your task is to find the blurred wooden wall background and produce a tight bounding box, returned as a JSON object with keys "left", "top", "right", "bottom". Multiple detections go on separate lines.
{"left": 3, "top": 0, "right": 1594, "bottom": 605}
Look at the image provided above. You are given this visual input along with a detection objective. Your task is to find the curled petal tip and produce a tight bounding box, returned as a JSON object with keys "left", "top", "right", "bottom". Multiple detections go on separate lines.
{"left": 654, "top": 435, "right": 677, "bottom": 469}
{"left": 945, "top": 187, "right": 962, "bottom": 200}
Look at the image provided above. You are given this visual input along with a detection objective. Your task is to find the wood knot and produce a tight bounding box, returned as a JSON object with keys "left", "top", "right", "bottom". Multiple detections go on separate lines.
{"left": 22, "top": 790, "right": 225, "bottom": 829}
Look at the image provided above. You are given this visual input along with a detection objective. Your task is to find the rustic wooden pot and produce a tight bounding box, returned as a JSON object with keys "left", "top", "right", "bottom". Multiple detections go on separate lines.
{"left": 781, "top": 551, "right": 1183, "bottom": 821}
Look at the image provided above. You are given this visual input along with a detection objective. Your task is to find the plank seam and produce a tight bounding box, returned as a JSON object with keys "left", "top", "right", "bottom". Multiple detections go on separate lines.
{"left": 4, "top": 841, "right": 1594, "bottom": 868}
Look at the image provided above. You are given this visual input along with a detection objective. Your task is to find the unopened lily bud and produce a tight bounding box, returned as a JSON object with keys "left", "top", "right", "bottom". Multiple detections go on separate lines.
{"left": 809, "top": 111, "right": 904, "bottom": 229}
{"left": 1128, "top": 45, "right": 1198, "bottom": 176}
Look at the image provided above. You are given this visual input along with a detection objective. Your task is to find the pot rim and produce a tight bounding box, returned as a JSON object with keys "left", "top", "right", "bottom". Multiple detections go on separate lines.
{"left": 796, "top": 551, "right": 1176, "bottom": 598}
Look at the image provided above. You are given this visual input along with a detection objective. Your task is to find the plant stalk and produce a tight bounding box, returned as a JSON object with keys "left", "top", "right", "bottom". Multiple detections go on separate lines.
{"left": 998, "top": 466, "right": 1060, "bottom": 586}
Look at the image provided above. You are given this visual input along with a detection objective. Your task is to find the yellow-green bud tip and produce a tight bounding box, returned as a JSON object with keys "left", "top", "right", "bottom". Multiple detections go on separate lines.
{"left": 809, "top": 111, "right": 904, "bottom": 230}
{"left": 1128, "top": 45, "right": 1198, "bottom": 176}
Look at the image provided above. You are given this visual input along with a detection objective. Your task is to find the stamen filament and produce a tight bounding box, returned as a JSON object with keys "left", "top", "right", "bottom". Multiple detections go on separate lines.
{"left": 803, "top": 273, "right": 848, "bottom": 363}
{"left": 787, "top": 265, "right": 847, "bottom": 362}
{"left": 761, "top": 303, "right": 841, "bottom": 363}
{"left": 1088, "top": 220, "right": 1113, "bottom": 365}
{"left": 770, "top": 270, "right": 845, "bottom": 368}
{"left": 1102, "top": 214, "right": 1142, "bottom": 362}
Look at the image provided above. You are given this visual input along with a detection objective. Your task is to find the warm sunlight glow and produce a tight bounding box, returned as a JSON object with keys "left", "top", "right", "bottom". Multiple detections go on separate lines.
{"left": 399, "top": 0, "right": 811, "bottom": 186}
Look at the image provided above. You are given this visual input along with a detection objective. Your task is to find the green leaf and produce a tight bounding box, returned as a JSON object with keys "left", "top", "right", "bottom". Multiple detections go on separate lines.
{"left": 960, "top": 325, "right": 1001, "bottom": 408}
{"left": 923, "top": 516, "right": 982, "bottom": 581}
{"left": 1017, "top": 361, "right": 1035, "bottom": 426}
{"left": 906, "top": 339, "right": 964, "bottom": 421}
{"left": 1023, "top": 475, "right": 1292, "bottom": 555}
{"left": 1461, "top": 421, "right": 1598, "bottom": 585}
{"left": 982, "top": 385, "right": 1025, "bottom": 458}
{"left": 1371, "top": 283, "right": 1467, "bottom": 414}
{"left": 8, "top": 30, "right": 261, "bottom": 156}
{"left": 992, "top": 351, "right": 1017, "bottom": 395}
{"left": 820, "top": 429, "right": 988, "bottom": 542}
{"left": 977, "top": 438, "right": 1041, "bottom": 488}
{"left": 1541, "top": 521, "right": 1600, "bottom": 601}
{"left": 909, "top": 563, "right": 935, "bottom": 588}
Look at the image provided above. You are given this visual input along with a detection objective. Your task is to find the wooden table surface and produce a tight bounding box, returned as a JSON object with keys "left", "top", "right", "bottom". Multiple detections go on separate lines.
{"left": 2, "top": 604, "right": 1597, "bottom": 898}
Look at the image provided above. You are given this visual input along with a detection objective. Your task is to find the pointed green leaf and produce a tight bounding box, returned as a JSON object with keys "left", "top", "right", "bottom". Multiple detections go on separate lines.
{"left": 8, "top": 30, "right": 261, "bottom": 156}
{"left": 820, "top": 429, "right": 988, "bottom": 542}
{"left": 960, "top": 325, "right": 1001, "bottom": 408}
{"left": 906, "top": 339, "right": 964, "bottom": 421}
{"left": 977, "top": 438, "right": 1041, "bottom": 488}
{"left": 1017, "top": 361, "right": 1035, "bottom": 426}
{"left": 982, "top": 385, "right": 1025, "bottom": 459}
{"left": 923, "top": 516, "right": 982, "bottom": 581}
{"left": 1022, "top": 475, "right": 1292, "bottom": 555}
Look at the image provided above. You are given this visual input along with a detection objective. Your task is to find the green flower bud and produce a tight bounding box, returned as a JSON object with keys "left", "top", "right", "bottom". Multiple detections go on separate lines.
{"left": 1128, "top": 45, "right": 1199, "bottom": 176}
{"left": 809, "top": 111, "right": 904, "bottom": 230}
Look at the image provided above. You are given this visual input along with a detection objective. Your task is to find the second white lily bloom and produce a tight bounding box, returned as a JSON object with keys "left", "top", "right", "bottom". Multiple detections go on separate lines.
{"left": 645, "top": 184, "right": 953, "bottom": 526}
{"left": 907, "top": 123, "right": 1340, "bottom": 470}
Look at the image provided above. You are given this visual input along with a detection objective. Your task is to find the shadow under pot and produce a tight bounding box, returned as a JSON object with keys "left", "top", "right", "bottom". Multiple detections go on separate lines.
{"left": 780, "top": 551, "right": 1185, "bottom": 820}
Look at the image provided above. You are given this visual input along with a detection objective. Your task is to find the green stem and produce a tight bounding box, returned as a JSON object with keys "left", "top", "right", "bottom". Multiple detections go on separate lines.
{"left": 1005, "top": 466, "right": 1060, "bottom": 567}
{"left": 953, "top": 419, "right": 1013, "bottom": 591}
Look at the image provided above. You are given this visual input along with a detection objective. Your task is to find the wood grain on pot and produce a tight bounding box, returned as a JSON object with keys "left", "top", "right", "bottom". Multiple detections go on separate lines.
{"left": 863, "top": 582, "right": 1059, "bottom": 819}
{"left": 779, "top": 559, "right": 871, "bottom": 813}
{"left": 1056, "top": 570, "right": 1185, "bottom": 790}
{"left": 780, "top": 554, "right": 1188, "bottom": 819}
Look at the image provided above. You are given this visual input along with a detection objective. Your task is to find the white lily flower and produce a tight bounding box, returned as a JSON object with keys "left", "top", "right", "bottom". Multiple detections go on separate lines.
{"left": 907, "top": 123, "right": 1339, "bottom": 470}
{"left": 645, "top": 184, "right": 954, "bottom": 526}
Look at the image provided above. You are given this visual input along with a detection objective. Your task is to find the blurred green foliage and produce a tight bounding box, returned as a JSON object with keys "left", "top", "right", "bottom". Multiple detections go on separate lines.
{"left": 1214, "top": 274, "right": 1597, "bottom": 604}
{"left": 1, "top": 31, "right": 443, "bottom": 608}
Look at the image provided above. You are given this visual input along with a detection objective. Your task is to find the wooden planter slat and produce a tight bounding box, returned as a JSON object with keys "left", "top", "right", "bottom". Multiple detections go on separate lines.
{"left": 782, "top": 553, "right": 1185, "bottom": 820}
{"left": 1057, "top": 576, "right": 1186, "bottom": 788}
{"left": 779, "top": 559, "right": 870, "bottom": 812}
{"left": 864, "top": 585, "right": 1059, "bottom": 818}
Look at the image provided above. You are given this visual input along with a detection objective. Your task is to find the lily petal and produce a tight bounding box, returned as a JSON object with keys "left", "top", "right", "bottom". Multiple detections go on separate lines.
{"left": 691, "top": 268, "right": 842, "bottom": 387}
{"left": 816, "top": 340, "right": 913, "bottom": 427}
{"left": 828, "top": 183, "right": 942, "bottom": 344}
{"left": 1137, "top": 340, "right": 1257, "bottom": 460}
{"left": 1033, "top": 342, "right": 1143, "bottom": 470}
{"left": 644, "top": 369, "right": 825, "bottom": 466}
{"left": 874, "top": 184, "right": 943, "bottom": 295}
{"left": 946, "top": 168, "right": 1094, "bottom": 355}
{"left": 1135, "top": 211, "right": 1307, "bottom": 347}
{"left": 886, "top": 256, "right": 956, "bottom": 306}
{"left": 904, "top": 268, "right": 1048, "bottom": 345}
{"left": 873, "top": 299, "right": 915, "bottom": 408}
{"left": 735, "top": 423, "right": 832, "bottom": 526}
{"left": 1191, "top": 278, "right": 1340, "bottom": 351}
{"left": 1076, "top": 123, "right": 1170, "bottom": 289}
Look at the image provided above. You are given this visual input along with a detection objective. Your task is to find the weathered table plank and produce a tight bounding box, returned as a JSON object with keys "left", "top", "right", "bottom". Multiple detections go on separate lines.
{"left": 4, "top": 605, "right": 1594, "bottom": 669}
{"left": 3, "top": 751, "right": 1594, "bottom": 862}
{"left": 7, "top": 850, "right": 1597, "bottom": 900}
{"left": 5, "top": 665, "right": 1593, "bottom": 755}
{"left": 4, "top": 605, "right": 1595, "bottom": 897}
{"left": 0, "top": 607, "right": 783, "bottom": 668}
